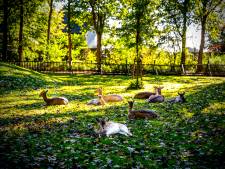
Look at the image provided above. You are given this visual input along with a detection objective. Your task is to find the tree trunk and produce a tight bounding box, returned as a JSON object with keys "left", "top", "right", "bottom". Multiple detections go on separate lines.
{"left": 135, "top": 16, "right": 141, "bottom": 88}
{"left": 47, "top": 0, "right": 53, "bottom": 60}
{"left": 68, "top": 31, "right": 72, "bottom": 69}
{"left": 197, "top": 16, "right": 207, "bottom": 72}
{"left": 67, "top": 0, "right": 72, "bottom": 70}
{"left": 47, "top": 0, "right": 53, "bottom": 43}
{"left": 180, "top": 0, "right": 190, "bottom": 68}
{"left": 2, "top": 0, "right": 8, "bottom": 61}
{"left": 18, "top": 0, "right": 24, "bottom": 62}
{"left": 181, "top": 12, "right": 187, "bottom": 67}
{"left": 96, "top": 32, "right": 102, "bottom": 74}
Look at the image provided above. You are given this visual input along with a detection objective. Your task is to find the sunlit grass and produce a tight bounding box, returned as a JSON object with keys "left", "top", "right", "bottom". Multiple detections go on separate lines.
{"left": 0, "top": 62, "right": 225, "bottom": 168}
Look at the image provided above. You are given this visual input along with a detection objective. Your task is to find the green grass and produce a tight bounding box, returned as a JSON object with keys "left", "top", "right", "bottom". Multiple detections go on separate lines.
{"left": 0, "top": 62, "right": 225, "bottom": 168}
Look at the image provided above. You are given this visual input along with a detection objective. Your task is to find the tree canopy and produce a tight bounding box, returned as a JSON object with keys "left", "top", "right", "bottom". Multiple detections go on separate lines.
{"left": 1, "top": 0, "right": 225, "bottom": 65}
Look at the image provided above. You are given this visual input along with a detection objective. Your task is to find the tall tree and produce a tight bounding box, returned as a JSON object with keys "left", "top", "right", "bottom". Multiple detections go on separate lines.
{"left": 18, "top": 0, "right": 24, "bottom": 62}
{"left": 66, "top": 0, "right": 72, "bottom": 69}
{"left": 84, "top": 0, "right": 118, "bottom": 73}
{"left": 120, "top": 0, "right": 161, "bottom": 88}
{"left": 46, "top": 0, "right": 54, "bottom": 60}
{"left": 163, "top": 0, "right": 194, "bottom": 67}
{"left": 2, "top": 0, "right": 9, "bottom": 61}
{"left": 47, "top": 0, "right": 53, "bottom": 43}
{"left": 195, "top": 0, "right": 224, "bottom": 72}
{"left": 89, "top": 0, "right": 105, "bottom": 73}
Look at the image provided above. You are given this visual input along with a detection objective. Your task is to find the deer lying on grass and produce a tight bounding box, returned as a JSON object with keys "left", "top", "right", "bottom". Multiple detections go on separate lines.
{"left": 96, "top": 88, "right": 123, "bottom": 102}
{"left": 87, "top": 95, "right": 106, "bottom": 106}
{"left": 39, "top": 90, "right": 69, "bottom": 105}
{"left": 128, "top": 100, "right": 159, "bottom": 119}
{"left": 168, "top": 92, "right": 186, "bottom": 103}
{"left": 96, "top": 118, "right": 132, "bottom": 137}
{"left": 147, "top": 86, "right": 164, "bottom": 103}
{"left": 134, "top": 86, "right": 158, "bottom": 99}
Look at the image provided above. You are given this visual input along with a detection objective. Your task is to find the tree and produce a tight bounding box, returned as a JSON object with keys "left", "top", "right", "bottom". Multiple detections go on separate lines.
{"left": 46, "top": 0, "right": 54, "bottom": 60}
{"left": 18, "top": 0, "right": 24, "bottom": 62}
{"left": 83, "top": 0, "right": 119, "bottom": 74}
{"left": 2, "top": 0, "right": 9, "bottom": 61}
{"left": 163, "top": 0, "right": 194, "bottom": 67}
{"left": 47, "top": 0, "right": 54, "bottom": 43}
{"left": 66, "top": 0, "right": 72, "bottom": 69}
{"left": 120, "top": 0, "right": 161, "bottom": 88}
{"left": 89, "top": 0, "right": 105, "bottom": 73}
{"left": 195, "top": 0, "right": 224, "bottom": 72}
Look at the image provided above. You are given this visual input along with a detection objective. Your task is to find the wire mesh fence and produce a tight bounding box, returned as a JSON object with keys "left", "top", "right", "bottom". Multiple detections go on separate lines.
{"left": 3, "top": 61, "right": 225, "bottom": 76}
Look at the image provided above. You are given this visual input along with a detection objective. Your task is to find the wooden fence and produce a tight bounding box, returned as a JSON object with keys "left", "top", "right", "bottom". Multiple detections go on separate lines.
{"left": 3, "top": 61, "right": 225, "bottom": 76}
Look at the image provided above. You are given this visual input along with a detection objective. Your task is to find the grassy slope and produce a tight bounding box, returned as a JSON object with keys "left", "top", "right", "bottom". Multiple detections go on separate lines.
{"left": 0, "top": 63, "right": 225, "bottom": 168}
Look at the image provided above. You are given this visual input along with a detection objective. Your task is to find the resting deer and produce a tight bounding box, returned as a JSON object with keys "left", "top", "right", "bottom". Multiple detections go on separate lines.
{"left": 87, "top": 95, "right": 106, "bottom": 106}
{"left": 96, "top": 118, "right": 132, "bottom": 137}
{"left": 96, "top": 88, "right": 123, "bottom": 102}
{"left": 147, "top": 86, "right": 164, "bottom": 103}
{"left": 134, "top": 86, "right": 158, "bottom": 99}
{"left": 39, "top": 90, "right": 69, "bottom": 105}
{"left": 168, "top": 92, "right": 186, "bottom": 103}
{"left": 128, "top": 100, "right": 159, "bottom": 119}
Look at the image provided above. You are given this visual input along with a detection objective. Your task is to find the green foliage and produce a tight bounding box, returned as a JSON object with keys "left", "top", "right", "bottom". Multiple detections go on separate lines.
{"left": 127, "top": 79, "right": 144, "bottom": 90}
{"left": 2, "top": 0, "right": 224, "bottom": 66}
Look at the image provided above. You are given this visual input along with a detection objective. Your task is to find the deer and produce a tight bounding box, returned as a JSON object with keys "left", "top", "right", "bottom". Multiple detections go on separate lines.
{"left": 87, "top": 95, "right": 106, "bottom": 106}
{"left": 96, "top": 118, "right": 132, "bottom": 137}
{"left": 146, "top": 86, "right": 164, "bottom": 103}
{"left": 134, "top": 86, "right": 158, "bottom": 99}
{"left": 39, "top": 90, "right": 69, "bottom": 105}
{"left": 128, "top": 100, "right": 159, "bottom": 119}
{"left": 168, "top": 92, "right": 186, "bottom": 103}
{"left": 96, "top": 87, "right": 123, "bottom": 102}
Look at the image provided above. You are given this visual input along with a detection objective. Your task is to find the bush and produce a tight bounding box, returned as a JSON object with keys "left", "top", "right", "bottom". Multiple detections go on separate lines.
{"left": 127, "top": 79, "right": 144, "bottom": 90}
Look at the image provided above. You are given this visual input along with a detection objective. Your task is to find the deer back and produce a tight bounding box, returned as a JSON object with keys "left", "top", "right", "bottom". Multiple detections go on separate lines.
{"left": 128, "top": 110, "right": 158, "bottom": 119}
{"left": 103, "top": 94, "right": 123, "bottom": 102}
{"left": 147, "top": 95, "right": 164, "bottom": 103}
{"left": 47, "top": 97, "right": 68, "bottom": 105}
{"left": 134, "top": 92, "right": 155, "bottom": 99}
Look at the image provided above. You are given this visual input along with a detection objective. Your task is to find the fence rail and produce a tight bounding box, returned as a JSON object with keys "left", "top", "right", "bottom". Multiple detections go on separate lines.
{"left": 3, "top": 61, "right": 225, "bottom": 76}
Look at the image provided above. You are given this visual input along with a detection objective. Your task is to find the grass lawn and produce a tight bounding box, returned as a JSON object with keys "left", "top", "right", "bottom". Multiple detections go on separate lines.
{"left": 0, "top": 62, "right": 225, "bottom": 168}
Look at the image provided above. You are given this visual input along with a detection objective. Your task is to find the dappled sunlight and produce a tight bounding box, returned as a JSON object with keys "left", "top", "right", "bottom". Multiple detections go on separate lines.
{"left": 180, "top": 107, "right": 194, "bottom": 119}
{"left": 202, "top": 102, "right": 225, "bottom": 114}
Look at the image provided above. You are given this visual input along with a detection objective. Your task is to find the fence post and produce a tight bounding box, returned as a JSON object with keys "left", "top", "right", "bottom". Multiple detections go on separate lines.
{"left": 126, "top": 59, "right": 128, "bottom": 76}
{"left": 153, "top": 60, "right": 155, "bottom": 74}
{"left": 207, "top": 60, "right": 212, "bottom": 76}
{"left": 181, "top": 64, "right": 186, "bottom": 75}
